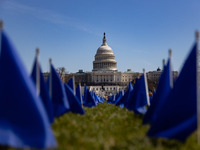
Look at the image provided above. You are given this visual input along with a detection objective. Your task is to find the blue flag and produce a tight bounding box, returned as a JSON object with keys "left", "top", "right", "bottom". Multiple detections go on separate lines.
{"left": 64, "top": 84, "right": 84, "bottom": 114}
{"left": 115, "top": 82, "right": 134, "bottom": 108}
{"left": 31, "top": 57, "right": 54, "bottom": 124}
{"left": 76, "top": 84, "right": 83, "bottom": 105}
{"left": 148, "top": 42, "right": 198, "bottom": 141}
{"left": 94, "top": 92, "right": 103, "bottom": 104}
{"left": 67, "top": 77, "right": 75, "bottom": 95}
{"left": 47, "top": 64, "right": 70, "bottom": 117}
{"left": 83, "top": 87, "right": 96, "bottom": 107}
{"left": 0, "top": 31, "right": 57, "bottom": 148}
{"left": 107, "top": 95, "right": 115, "bottom": 103}
{"left": 83, "top": 85, "right": 88, "bottom": 105}
{"left": 143, "top": 58, "right": 172, "bottom": 125}
{"left": 113, "top": 91, "right": 123, "bottom": 105}
{"left": 92, "top": 91, "right": 100, "bottom": 105}
{"left": 126, "top": 75, "right": 148, "bottom": 114}
{"left": 96, "top": 93, "right": 103, "bottom": 103}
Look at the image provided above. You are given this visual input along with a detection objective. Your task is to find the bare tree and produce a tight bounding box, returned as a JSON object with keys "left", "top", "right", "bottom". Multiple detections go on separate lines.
{"left": 56, "top": 67, "right": 66, "bottom": 82}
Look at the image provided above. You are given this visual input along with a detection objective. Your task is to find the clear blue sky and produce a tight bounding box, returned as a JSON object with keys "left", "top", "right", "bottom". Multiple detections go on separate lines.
{"left": 1, "top": 0, "right": 200, "bottom": 73}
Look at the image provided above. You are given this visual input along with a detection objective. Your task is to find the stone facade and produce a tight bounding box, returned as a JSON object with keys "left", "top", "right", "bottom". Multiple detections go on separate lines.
{"left": 43, "top": 33, "right": 178, "bottom": 97}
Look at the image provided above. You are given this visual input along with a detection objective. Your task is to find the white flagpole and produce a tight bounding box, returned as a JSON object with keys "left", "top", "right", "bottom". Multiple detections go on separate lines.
{"left": 162, "top": 59, "right": 165, "bottom": 70}
{"left": 79, "top": 83, "right": 84, "bottom": 108}
{"left": 73, "top": 75, "right": 76, "bottom": 95}
{"left": 143, "top": 68, "right": 150, "bottom": 106}
{"left": 0, "top": 20, "right": 3, "bottom": 56}
{"left": 169, "top": 49, "right": 173, "bottom": 88}
{"left": 49, "top": 58, "right": 52, "bottom": 99}
{"left": 36, "top": 48, "right": 40, "bottom": 95}
{"left": 196, "top": 30, "right": 200, "bottom": 144}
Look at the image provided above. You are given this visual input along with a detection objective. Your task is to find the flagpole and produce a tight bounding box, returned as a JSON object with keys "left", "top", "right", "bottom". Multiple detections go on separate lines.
{"left": 49, "top": 58, "right": 52, "bottom": 99}
{"left": 196, "top": 30, "right": 200, "bottom": 144}
{"left": 162, "top": 59, "right": 165, "bottom": 70}
{"left": 73, "top": 75, "right": 76, "bottom": 95}
{"left": 79, "top": 83, "right": 84, "bottom": 108}
{"left": 169, "top": 49, "right": 173, "bottom": 88}
{"left": 0, "top": 20, "right": 3, "bottom": 56}
{"left": 143, "top": 68, "right": 150, "bottom": 106}
{"left": 36, "top": 48, "right": 40, "bottom": 95}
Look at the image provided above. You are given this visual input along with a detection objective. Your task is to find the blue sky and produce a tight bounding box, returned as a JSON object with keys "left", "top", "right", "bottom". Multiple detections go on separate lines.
{"left": 0, "top": 0, "right": 200, "bottom": 73}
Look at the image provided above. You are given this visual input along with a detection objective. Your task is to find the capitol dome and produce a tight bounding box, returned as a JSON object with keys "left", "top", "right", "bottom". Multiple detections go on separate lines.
{"left": 93, "top": 33, "right": 117, "bottom": 72}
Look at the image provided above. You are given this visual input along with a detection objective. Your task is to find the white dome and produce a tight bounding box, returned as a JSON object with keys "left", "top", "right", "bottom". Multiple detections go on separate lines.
{"left": 93, "top": 33, "right": 117, "bottom": 72}
{"left": 96, "top": 45, "right": 113, "bottom": 54}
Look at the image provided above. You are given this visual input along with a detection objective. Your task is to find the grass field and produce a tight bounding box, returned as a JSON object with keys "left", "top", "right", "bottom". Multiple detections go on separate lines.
{"left": 52, "top": 102, "right": 200, "bottom": 150}
{"left": 1, "top": 102, "right": 200, "bottom": 150}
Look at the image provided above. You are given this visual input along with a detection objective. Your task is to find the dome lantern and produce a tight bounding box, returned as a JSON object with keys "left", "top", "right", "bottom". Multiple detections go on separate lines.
{"left": 102, "top": 32, "right": 107, "bottom": 46}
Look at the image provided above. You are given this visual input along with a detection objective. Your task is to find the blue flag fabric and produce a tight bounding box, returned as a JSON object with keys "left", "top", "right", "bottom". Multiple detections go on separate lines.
{"left": 47, "top": 64, "right": 70, "bottom": 117}
{"left": 94, "top": 92, "right": 103, "bottom": 103}
{"left": 126, "top": 75, "right": 148, "bottom": 114}
{"left": 0, "top": 31, "right": 57, "bottom": 148}
{"left": 107, "top": 95, "right": 115, "bottom": 103}
{"left": 115, "top": 82, "right": 134, "bottom": 107}
{"left": 83, "top": 87, "right": 96, "bottom": 107}
{"left": 147, "top": 43, "right": 197, "bottom": 141}
{"left": 31, "top": 58, "right": 54, "bottom": 124}
{"left": 83, "top": 85, "right": 88, "bottom": 105}
{"left": 113, "top": 91, "right": 123, "bottom": 105}
{"left": 92, "top": 92, "right": 98, "bottom": 105}
{"left": 64, "top": 84, "right": 84, "bottom": 114}
{"left": 67, "top": 77, "right": 75, "bottom": 94}
{"left": 99, "top": 96, "right": 103, "bottom": 103}
{"left": 143, "top": 59, "right": 172, "bottom": 125}
{"left": 76, "top": 84, "right": 83, "bottom": 105}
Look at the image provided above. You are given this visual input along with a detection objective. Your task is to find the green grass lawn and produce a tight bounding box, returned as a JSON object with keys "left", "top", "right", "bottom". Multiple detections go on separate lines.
{"left": 52, "top": 102, "right": 200, "bottom": 150}
{"left": 1, "top": 102, "right": 200, "bottom": 150}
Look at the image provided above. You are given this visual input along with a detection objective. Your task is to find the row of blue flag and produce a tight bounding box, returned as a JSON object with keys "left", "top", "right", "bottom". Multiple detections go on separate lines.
{"left": 1, "top": 24, "right": 199, "bottom": 148}
{"left": 108, "top": 32, "right": 200, "bottom": 142}
{"left": 0, "top": 27, "right": 106, "bottom": 149}
{"left": 107, "top": 71, "right": 150, "bottom": 114}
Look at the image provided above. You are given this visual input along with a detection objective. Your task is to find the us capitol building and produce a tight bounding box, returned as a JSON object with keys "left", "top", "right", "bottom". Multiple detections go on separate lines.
{"left": 44, "top": 33, "right": 178, "bottom": 96}
{"left": 73, "top": 33, "right": 142, "bottom": 96}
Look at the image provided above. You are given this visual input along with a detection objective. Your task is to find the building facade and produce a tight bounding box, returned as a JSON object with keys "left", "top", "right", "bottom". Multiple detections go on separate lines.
{"left": 44, "top": 33, "right": 178, "bottom": 97}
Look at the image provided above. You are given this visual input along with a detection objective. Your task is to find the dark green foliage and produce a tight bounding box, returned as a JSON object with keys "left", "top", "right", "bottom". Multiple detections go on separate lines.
{"left": 52, "top": 102, "right": 200, "bottom": 150}
{"left": 1, "top": 102, "right": 200, "bottom": 149}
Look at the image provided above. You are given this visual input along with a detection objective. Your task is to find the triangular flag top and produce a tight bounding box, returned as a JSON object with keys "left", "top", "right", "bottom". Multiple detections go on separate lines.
{"left": 83, "top": 87, "right": 96, "bottom": 107}
{"left": 76, "top": 84, "right": 83, "bottom": 105}
{"left": 31, "top": 56, "right": 54, "bottom": 124}
{"left": 127, "top": 74, "right": 149, "bottom": 114}
{"left": 107, "top": 95, "right": 115, "bottom": 103}
{"left": 148, "top": 42, "right": 198, "bottom": 141}
{"left": 64, "top": 84, "right": 84, "bottom": 115}
{"left": 143, "top": 58, "right": 172, "bottom": 125}
{"left": 0, "top": 30, "right": 57, "bottom": 148}
{"left": 67, "top": 77, "right": 75, "bottom": 95}
{"left": 47, "top": 64, "right": 70, "bottom": 117}
{"left": 113, "top": 91, "right": 123, "bottom": 105}
{"left": 95, "top": 93, "right": 103, "bottom": 103}
{"left": 115, "top": 82, "right": 134, "bottom": 107}
{"left": 92, "top": 91, "right": 99, "bottom": 105}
